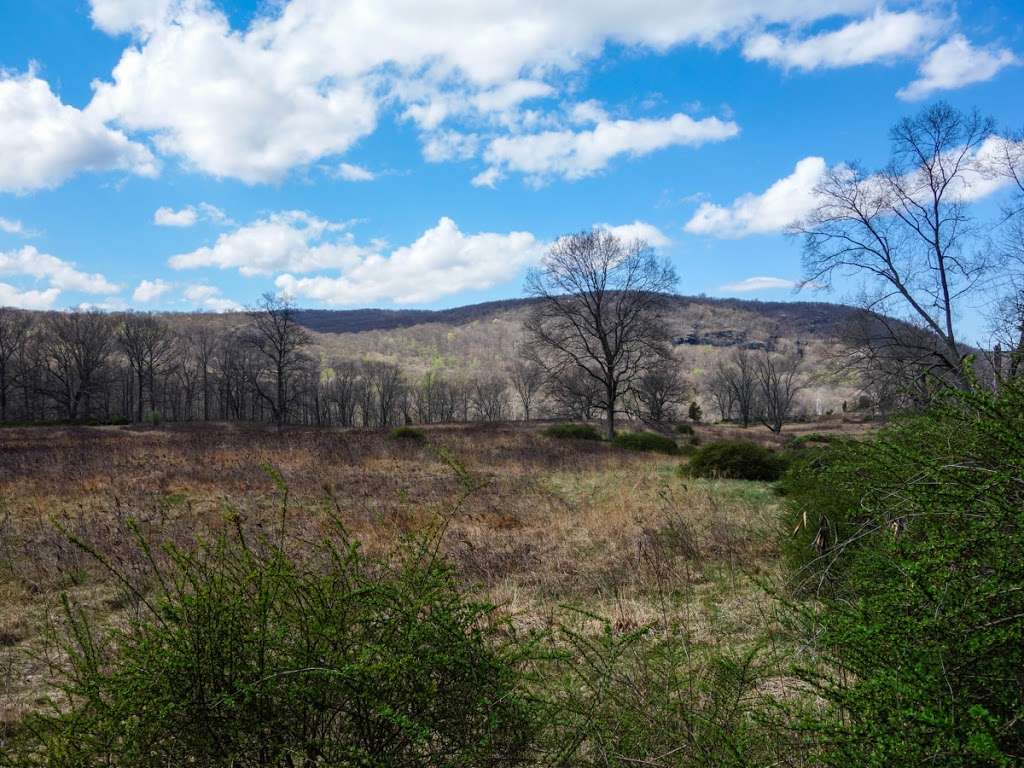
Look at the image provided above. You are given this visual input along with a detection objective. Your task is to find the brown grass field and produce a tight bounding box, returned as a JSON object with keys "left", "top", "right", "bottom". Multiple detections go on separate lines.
{"left": 0, "top": 418, "right": 870, "bottom": 729}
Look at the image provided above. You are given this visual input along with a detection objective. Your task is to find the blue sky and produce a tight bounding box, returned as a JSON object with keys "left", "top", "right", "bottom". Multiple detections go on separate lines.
{"left": 1, "top": 1, "right": 1022, "bottom": 339}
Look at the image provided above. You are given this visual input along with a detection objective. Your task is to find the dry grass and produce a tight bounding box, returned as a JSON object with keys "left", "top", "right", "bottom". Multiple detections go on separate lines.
{"left": 0, "top": 419, "right": 846, "bottom": 726}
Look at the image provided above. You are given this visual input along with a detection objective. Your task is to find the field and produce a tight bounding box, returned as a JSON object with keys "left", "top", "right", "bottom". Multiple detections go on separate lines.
{"left": 0, "top": 421, "right": 835, "bottom": 724}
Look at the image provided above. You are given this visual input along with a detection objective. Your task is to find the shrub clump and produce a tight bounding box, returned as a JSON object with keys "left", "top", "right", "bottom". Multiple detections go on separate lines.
{"left": 389, "top": 425, "right": 427, "bottom": 443}
{"left": 685, "top": 441, "right": 788, "bottom": 481}
{"left": 7, "top": 526, "right": 538, "bottom": 767}
{"left": 612, "top": 431, "right": 680, "bottom": 455}
{"left": 780, "top": 381, "right": 1024, "bottom": 766}
{"left": 543, "top": 423, "right": 603, "bottom": 441}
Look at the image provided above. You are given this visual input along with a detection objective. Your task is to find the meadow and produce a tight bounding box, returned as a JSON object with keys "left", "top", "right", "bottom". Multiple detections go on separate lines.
{"left": 0, "top": 420, "right": 806, "bottom": 729}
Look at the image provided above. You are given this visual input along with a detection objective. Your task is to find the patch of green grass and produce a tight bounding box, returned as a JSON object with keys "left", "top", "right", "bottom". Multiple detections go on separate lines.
{"left": 612, "top": 431, "right": 679, "bottom": 455}
{"left": 543, "top": 423, "right": 603, "bottom": 441}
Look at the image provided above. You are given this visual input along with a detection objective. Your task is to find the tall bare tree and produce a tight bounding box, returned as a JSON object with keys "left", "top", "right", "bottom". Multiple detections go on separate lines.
{"left": 245, "top": 294, "right": 312, "bottom": 427}
{"left": 796, "top": 102, "right": 996, "bottom": 390}
{"left": 0, "top": 307, "right": 31, "bottom": 422}
{"left": 41, "top": 310, "right": 117, "bottom": 421}
{"left": 713, "top": 348, "right": 760, "bottom": 427}
{"left": 117, "top": 313, "right": 175, "bottom": 422}
{"left": 524, "top": 230, "right": 677, "bottom": 439}
{"left": 508, "top": 354, "right": 545, "bottom": 421}
{"left": 632, "top": 359, "right": 688, "bottom": 424}
{"left": 755, "top": 351, "right": 804, "bottom": 433}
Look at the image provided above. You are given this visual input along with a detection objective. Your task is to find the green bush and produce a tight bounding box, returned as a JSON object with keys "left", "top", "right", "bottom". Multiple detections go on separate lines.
{"left": 543, "top": 423, "right": 603, "bottom": 441}
{"left": 612, "top": 431, "right": 679, "bottom": 455}
{"left": 7, "top": 525, "right": 539, "bottom": 767}
{"left": 674, "top": 422, "right": 694, "bottom": 435}
{"left": 686, "top": 441, "right": 788, "bottom": 481}
{"left": 780, "top": 382, "right": 1024, "bottom": 766}
{"left": 389, "top": 425, "right": 427, "bottom": 443}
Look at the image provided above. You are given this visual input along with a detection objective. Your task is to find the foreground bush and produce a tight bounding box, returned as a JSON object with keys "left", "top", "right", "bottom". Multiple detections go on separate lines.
{"left": 6, "top": 525, "right": 538, "bottom": 767}
{"left": 612, "top": 431, "right": 679, "bottom": 455}
{"left": 686, "top": 441, "right": 788, "bottom": 481}
{"left": 781, "top": 381, "right": 1024, "bottom": 766}
{"left": 543, "top": 423, "right": 602, "bottom": 441}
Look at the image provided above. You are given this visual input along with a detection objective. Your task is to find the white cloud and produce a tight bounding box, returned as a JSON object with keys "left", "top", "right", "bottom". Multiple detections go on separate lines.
{"left": 0, "top": 246, "right": 120, "bottom": 294}
{"left": 720, "top": 276, "right": 796, "bottom": 292}
{"left": 597, "top": 221, "right": 671, "bottom": 248}
{"left": 743, "top": 9, "right": 943, "bottom": 71}
{"left": 685, "top": 156, "right": 827, "bottom": 237}
{"left": 0, "top": 69, "right": 157, "bottom": 193}
{"left": 472, "top": 80, "right": 554, "bottom": 113}
{"left": 0, "top": 283, "right": 61, "bottom": 310}
{"left": 182, "top": 283, "right": 241, "bottom": 312}
{"left": 423, "top": 131, "right": 481, "bottom": 163}
{"left": 898, "top": 34, "right": 1018, "bottom": 101}
{"left": 154, "top": 206, "right": 198, "bottom": 227}
{"left": 470, "top": 167, "right": 503, "bottom": 188}
{"left": 336, "top": 163, "right": 376, "bottom": 182}
{"left": 169, "top": 211, "right": 372, "bottom": 276}
{"left": 132, "top": 278, "right": 172, "bottom": 302}
{"left": 82, "top": 0, "right": 883, "bottom": 183}
{"left": 570, "top": 100, "right": 610, "bottom": 125}
{"left": 0, "top": 218, "right": 26, "bottom": 236}
{"left": 481, "top": 112, "right": 739, "bottom": 185}
{"left": 275, "top": 216, "right": 544, "bottom": 305}
{"left": 154, "top": 202, "right": 232, "bottom": 227}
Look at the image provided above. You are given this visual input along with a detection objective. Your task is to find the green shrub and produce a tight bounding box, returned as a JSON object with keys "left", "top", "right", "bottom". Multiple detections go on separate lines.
{"left": 781, "top": 382, "right": 1024, "bottom": 766}
{"left": 389, "top": 425, "right": 427, "bottom": 443}
{"left": 686, "top": 441, "right": 788, "bottom": 481}
{"left": 674, "top": 422, "right": 694, "bottom": 435}
{"left": 543, "top": 619, "right": 798, "bottom": 767}
{"left": 7, "top": 525, "right": 539, "bottom": 767}
{"left": 543, "top": 423, "right": 602, "bottom": 441}
{"left": 612, "top": 431, "right": 679, "bottom": 455}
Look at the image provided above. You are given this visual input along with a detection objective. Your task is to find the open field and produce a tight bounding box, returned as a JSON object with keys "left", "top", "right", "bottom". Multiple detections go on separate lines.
{"left": 0, "top": 419, "right": 868, "bottom": 735}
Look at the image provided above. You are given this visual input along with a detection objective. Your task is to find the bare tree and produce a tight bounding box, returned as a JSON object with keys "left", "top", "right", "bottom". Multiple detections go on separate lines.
{"left": 632, "top": 359, "right": 688, "bottom": 424}
{"left": 796, "top": 102, "right": 996, "bottom": 391}
{"left": 40, "top": 310, "right": 117, "bottom": 421}
{"left": 756, "top": 351, "right": 804, "bottom": 433}
{"left": 245, "top": 294, "right": 312, "bottom": 427}
{"left": 471, "top": 376, "right": 510, "bottom": 422}
{"left": 0, "top": 307, "right": 31, "bottom": 422}
{"left": 524, "top": 230, "right": 677, "bottom": 439}
{"left": 713, "top": 349, "right": 760, "bottom": 427}
{"left": 362, "top": 360, "right": 404, "bottom": 427}
{"left": 508, "top": 354, "right": 545, "bottom": 421}
{"left": 117, "top": 313, "right": 175, "bottom": 422}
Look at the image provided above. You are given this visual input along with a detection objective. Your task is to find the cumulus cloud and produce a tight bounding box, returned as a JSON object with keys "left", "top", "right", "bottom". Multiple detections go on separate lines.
{"left": 275, "top": 216, "right": 543, "bottom": 305}
{"left": 685, "top": 157, "right": 827, "bottom": 237}
{"left": 132, "top": 278, "right": 172, "bottom": 302}
{"left": 743, "top": 9, "right": 943, "bottom": 71}
{"left": 0, "top": 69, "right": 157, "bottom": 193}
{"left": 79, "top": 0, "right": 889, "bottom": 184}
{"left": 480, "top": 112, "right": 739, "bottom": 185}
{"left": 720, "top": 276, "right": 796, "bottom": 292}
{"left": 169, "top": 211, "right": 373, "bottom": 276}
{"left": 182, "top": 283, "right": 241, "bottom": 312}
{"left": 898, "top": 35, "right": 1018, "bottom": 101}
{"left": 597, "top": 221, "right": 671, "bottom": 248}
{"left": 0, "top": 246, "right": 120, "bottom": 294}
{"left": 0, "top": 283, "right": 61, "bottom": 310}
{"left": 154, "top": 206, "right": 198, "bottom": 227}
{"left": 336, "top": 163, "right": 376, "bottom": 182}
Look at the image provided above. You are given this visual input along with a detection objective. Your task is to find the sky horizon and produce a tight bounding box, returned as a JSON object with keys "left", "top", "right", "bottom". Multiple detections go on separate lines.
{"left": 1, "top": 1, "right": 1023, "bottom": 341}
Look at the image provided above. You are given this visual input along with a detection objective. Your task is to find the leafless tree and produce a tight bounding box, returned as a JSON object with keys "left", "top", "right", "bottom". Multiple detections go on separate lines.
{"left": 632, "top": 359, "right": 688, "bottom": 424}
{"left": 245, "top": 294, "right": 312, "bottom": 427}
{"left": 795, "top": 102, "right": 996, "bottom": 391}
{"left": 362, "top": 360, "right": 405, "bottom": 427}
{"left": 756, "top": 351, "right": 805, "bottom": 433}
{"left": 713, "top": 349, "right": 760, "bottom": 427}
{"left": 0, "top": 307, "right": 31, "bottom": 422}
{"left": 117, "top": 313, "right": 175, "bottom": 422}
{"left": 40, "top": 310, "right": 117, "bottom": 421}
{"left": 508, "top": 354, "right": 545, "bottom": 421}
{"left": 524, "top": 230, "right": 677, "bottom": 439}
{"left": 471, "top": 376, "right": 510, "bottom": 422}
